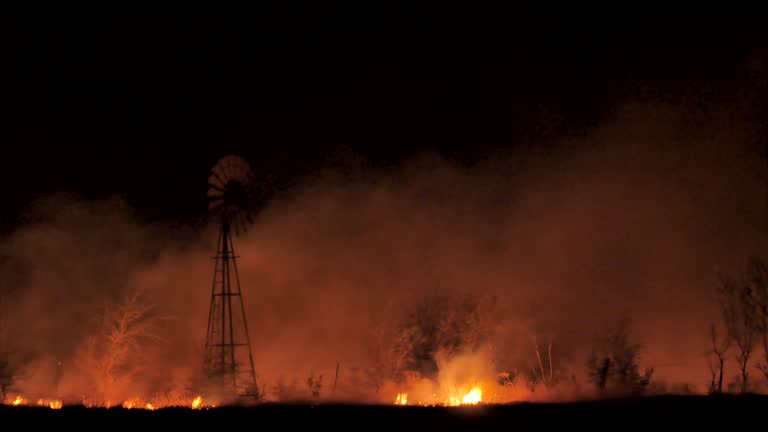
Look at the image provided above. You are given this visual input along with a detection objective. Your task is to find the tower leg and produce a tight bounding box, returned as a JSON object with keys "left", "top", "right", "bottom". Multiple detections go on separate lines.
{"left": 203, "top": 221, "right": 259, "bottom": 400}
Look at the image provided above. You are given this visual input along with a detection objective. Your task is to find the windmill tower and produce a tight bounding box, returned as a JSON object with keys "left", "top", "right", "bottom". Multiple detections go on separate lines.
{"left": 204, "top": 155, "right": 259, "bottom": 398}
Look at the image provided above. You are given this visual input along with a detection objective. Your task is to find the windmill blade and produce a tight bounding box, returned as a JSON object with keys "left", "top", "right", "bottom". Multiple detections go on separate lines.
{"left": 208, "top": 155, "right": 258, "bottom": 234}
{"left": 226, "top": 162, "right": 239, "bottom": 184}
{"left": 208, "top": 200, "right": 224, "bottom": 213}
{"left": 209, "top": 171, "right": 227, "bottom": 189}
{"left": 207, "top": 182, "right": 225, "bottom": 193}
{"left": 233, "top": 161, "right": 247, "bottom": 180}
{"left": 218, "top": 159, "right": 232, "bottom": 180}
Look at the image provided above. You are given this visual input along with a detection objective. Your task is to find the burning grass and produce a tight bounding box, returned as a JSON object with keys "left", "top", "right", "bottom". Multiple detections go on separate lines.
{"left": 2, "top": 393, "right": 213, "bottom": 410}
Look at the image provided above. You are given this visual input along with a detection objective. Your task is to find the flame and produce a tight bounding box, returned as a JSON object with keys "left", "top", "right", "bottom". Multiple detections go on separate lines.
{"left": 461, "top": 387, "right": 482, "bottom": 405}
{"left": 392, "top": 386, "right": 482, "bottom": 407}
{"left": 31, "top": 398, "right": 62, "bottom": 409}
{"left": 7, "top": 394, "right": 211, "bottom": 410}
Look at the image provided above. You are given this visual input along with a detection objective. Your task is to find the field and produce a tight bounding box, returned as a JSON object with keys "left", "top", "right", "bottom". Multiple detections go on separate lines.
{"left": 0, "top": 395, "right": 761, "bottom": 428}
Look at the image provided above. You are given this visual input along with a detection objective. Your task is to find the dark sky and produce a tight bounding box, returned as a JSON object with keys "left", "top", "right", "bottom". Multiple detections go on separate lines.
{"left": 0, "top": 14, "right": 766, "bottom": 231}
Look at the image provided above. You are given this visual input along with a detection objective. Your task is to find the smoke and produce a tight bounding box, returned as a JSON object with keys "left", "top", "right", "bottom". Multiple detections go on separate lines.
{"left": 0, "top": 92, "right": 766, "bottom": 404}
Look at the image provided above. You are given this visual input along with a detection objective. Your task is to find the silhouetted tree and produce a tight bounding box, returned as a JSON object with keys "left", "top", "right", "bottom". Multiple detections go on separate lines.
{"left": 585, "top": 319, "right": 653, "bottom": 395}
{"left": 524, "top": 366, "right": 540, "bottom": 392}
{"left": 371, "top": 292, "right": 495, "bottom": 384}
{"left": 367, "top": 318, "right": 425, "bottom": 392}
{"left": 307, "top": 373, "right": 323, "bottom": 398}
{"left": 524, "top": 335, "right": 559, "bottom": 389}
{"left": 718, "top": 275, "right": 757, "bottom": 393}
{"left": 75, "top": 288, "right": 166, "bottom": 403}
{"left": 0, "top": 356, "right": 9, "bottom": 401}
{"left": 707, "top": 322, "right": 730, "bottom": 393}
{"left": 744, "top": 259, "right": 768, "bottom": 380}
{"left": 586, "top": 356, "right": 612, "bottom": 392}
{"left": 0, "top": 254, "right": 25, "bottom": 403}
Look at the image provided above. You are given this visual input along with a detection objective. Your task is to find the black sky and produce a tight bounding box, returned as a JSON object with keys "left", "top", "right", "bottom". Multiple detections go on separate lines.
{"left": 0, "top": 14, "right": 766, "bottom": 231}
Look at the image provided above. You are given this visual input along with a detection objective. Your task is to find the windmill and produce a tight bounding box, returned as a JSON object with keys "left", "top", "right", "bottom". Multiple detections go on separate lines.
{"left": 204, "top": 155, "right": 259, "bottom": 399}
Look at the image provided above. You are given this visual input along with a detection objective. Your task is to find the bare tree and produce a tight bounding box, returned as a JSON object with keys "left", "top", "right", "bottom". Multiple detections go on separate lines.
{"left": 366, "top": 319, "right": 425, "bottom": 393}
{"left": 0, "top": 355, "right": 9, "bottom": 402}
{"left": 531, "top": 335, "right": 555, "bottom": 387}
{"left": 585, "top": 319, "right": 653, "bottom": 395}
{"left": 744, "top": 259, "right": 768, "bottom": 380}
{"left": 456, "top": 294, "right": 499, "bottom": 354}
{"left": 718, "top": 275, "right": 757, "bottom": 393}
{"left": 365, "top": 292, "right": 497, "bottom": 394}
{"left": 75, "top": 288, "right": 166, "bottom": 403}
{"left": 707, "top": 322, "right": 730, "bottom": 393}
{"left": 307, "top": 373, "right": 323, "bottom": 398}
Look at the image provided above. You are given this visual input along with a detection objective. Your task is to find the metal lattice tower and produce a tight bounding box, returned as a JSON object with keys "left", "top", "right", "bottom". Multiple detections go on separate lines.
{"left": 204, "top": 155, "right": 259, "bottom": 398}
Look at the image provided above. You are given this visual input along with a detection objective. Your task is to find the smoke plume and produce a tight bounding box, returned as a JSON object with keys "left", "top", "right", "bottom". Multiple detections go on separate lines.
{"left": 0, "top": 94, "right": 766, "bottom": 404}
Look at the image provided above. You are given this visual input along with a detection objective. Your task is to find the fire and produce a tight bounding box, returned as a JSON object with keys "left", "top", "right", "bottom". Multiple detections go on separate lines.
{"left": 393, "top": 386, "right": 482, "bottom": 407}
{"left": 115, "top": 396, "right": 213, "bottom": 410}
{"left": 32, "top": 398, "right": 62, "bottom": 409}
{"left": 446, "top": 386, "right": 483, "bottom": 406}
{"left": 5, "top": 393, "right": 212, "bottom": 410}
{"left": 461, "top": 387, "right": 482, "bottom": 405}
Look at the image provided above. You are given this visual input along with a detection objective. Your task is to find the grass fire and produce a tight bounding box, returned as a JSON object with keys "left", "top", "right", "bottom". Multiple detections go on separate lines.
{"left": 0, "top": 13, "right": 767, "bottom": 429}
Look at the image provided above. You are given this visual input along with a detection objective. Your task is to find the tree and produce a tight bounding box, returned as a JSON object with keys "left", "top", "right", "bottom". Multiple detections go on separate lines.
{"left": 75, "top": 288, "right": 166, "bottom": 403}
{"left": 307, "top": 373, "right": 323, "bottom": 398}
{"left": 718, "top": 275, "right": 757, "bottom": 393}
{"left": 366, "top": 318, "right": 425, "bottom": 393}
{"left": 744, "top": 259, "right": 768, "bottom": 380}
{"left": 0, "top": 355, "right": 10, "bottom": 402}
{"left": 585, "top": 319, "right": 653, "bottom": 396}
{"left": 523, "top": 335, "right": 557, "bottom": 390}
{"left": 707, "top": 322, "right": 730, "bottom": 393}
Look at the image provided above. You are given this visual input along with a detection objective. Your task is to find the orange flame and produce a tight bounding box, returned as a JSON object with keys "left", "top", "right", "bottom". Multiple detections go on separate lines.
{"left": 8, "top": 393, "right": 212, "bottom": 410}
{"left": 461, "top": 387, "right": 482, "bottom": 405}
{"left": 447, "top": 386, "right": 482, "bottom": 406}
{"left": 395, "top": 386, "right": 482, "bottom": 407}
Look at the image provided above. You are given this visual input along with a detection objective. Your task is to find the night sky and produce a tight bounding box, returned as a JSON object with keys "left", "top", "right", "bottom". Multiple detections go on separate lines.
{"left": 1, "top": 14, "right": 766, "bottom": 232}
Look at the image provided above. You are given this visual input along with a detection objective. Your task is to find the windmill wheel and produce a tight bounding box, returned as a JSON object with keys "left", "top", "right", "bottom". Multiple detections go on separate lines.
{"left": 207, "top": 155, "right": 257, "bottom": 236}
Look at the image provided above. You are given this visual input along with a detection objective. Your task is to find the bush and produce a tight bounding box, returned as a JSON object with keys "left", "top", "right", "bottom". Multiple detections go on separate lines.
{"left": 585, "top": 319, "right": 653, "bottom": 396}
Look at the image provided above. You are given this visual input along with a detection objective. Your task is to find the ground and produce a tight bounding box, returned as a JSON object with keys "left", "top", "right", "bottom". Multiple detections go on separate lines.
{"left": 0, "top": 395, "right": 760, "bottom": 428}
